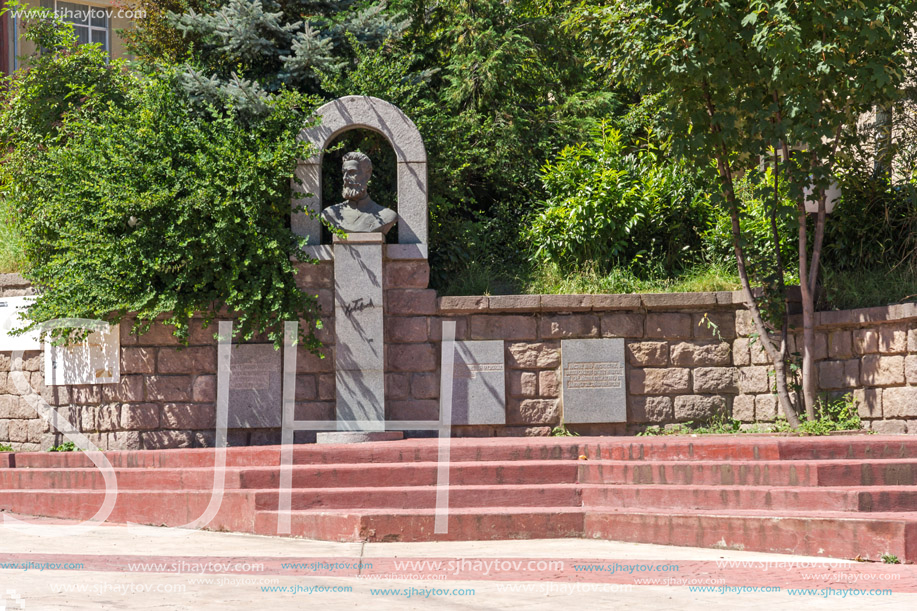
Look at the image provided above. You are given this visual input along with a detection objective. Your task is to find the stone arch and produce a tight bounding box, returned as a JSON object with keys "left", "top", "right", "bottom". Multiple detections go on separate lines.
{"left": 291, "top": 96, "right": 428, "bottom": 259}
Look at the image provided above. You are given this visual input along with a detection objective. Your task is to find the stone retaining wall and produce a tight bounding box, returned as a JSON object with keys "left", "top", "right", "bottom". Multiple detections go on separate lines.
{"left": 2, "top": 264, "right": 917, "bottom": 451}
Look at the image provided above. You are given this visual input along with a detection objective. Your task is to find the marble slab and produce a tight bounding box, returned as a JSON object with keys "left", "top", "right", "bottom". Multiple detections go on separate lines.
{"left": 560, "top": 338, "right": 626, "bottom": 423}
{"left": 45, "top": 324, "right": 120, "bottom": 386}
{"left": 451, "top": 340, "right": 505, "bottom": 425}
{"left": 0, "top": 296, "right": 40, "bottom": 351}
{"left": 333, "top": 235, "right": 385, "bottom": 430}
{"left": 227, "top": 344, "right": 282, "bottom": 428}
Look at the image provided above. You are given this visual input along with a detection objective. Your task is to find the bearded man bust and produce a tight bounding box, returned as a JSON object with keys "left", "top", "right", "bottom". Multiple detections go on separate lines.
{"left": 320, "top": 151, "right": 398, "bottom": 235}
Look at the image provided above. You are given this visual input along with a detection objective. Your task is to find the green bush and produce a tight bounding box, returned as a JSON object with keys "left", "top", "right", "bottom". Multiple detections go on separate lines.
{"left": 0, "top": 17, "right": 324, "bottom": 347}
{"left": 47, "top": 441, "right": 77, "bottom": 453}
{"left": 527, "top": 124, "right": 714, "bottom": 275}
{"left": 776, "top": 393, "right": 862, "bottom": 436}
{"left": 821, "top": 173, "right": 917, "bottom": 272}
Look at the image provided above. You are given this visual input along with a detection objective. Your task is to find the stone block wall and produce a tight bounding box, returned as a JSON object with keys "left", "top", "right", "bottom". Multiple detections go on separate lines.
{"left": 4, "top": 263, "right": 917, "bottom": 450}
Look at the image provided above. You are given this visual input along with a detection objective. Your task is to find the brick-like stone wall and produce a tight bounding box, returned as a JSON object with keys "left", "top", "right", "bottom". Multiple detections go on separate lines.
{"left": 4, "top": 263, "right": 917, "bottom": 451}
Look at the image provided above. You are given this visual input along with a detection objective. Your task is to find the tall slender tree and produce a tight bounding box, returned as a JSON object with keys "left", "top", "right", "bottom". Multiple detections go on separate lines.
{"left": 572, "top": 0, "right": 917, "bottom": 423}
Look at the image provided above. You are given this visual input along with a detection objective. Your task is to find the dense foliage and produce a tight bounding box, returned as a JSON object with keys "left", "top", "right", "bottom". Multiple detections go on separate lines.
{"left": 3, "top": 0, "right": 917, "bottom": 322}
{"left": 528, "top": 124, "right": 713, "bottom": 274}
{"left": 121, "top": 0, "right": 618, "bottom": 290}
{"left": 569, "top": 0, "right": 917, "bottom": 423}
{"left": 0, "top": 16, "right": 322, "bottom": 346}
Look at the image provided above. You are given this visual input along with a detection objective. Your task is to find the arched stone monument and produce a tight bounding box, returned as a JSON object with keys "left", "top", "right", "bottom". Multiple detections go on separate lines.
{"left": 292, "top": 95, "right": 428, "bottom": 260}
{"left": 292, "top": 96, "right": 429, "bottom": 437}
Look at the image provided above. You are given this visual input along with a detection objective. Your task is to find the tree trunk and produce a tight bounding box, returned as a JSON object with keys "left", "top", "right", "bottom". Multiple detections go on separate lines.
{"left": 797, "top": 209, "right": 817, "bottom": 421}
{"left": 704, "top": 84, "right": 799, "bottom": 428}
{"left": 768, "top": 143, "right": 799, "bottom": 426}
{"left": 874, "top": 104, "right": 893, "bottom": 177}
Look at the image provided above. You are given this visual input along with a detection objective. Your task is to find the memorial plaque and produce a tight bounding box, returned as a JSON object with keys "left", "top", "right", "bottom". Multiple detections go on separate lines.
{"left": 0, "top": 297, "right": 40, "bottom": 351}
{"left": 228, "top": 344, "right": 282, "bottom": 428}
{"left": 451, "top": 340, "right": 505, "bottom": 425}
{"left": 45, "top": 324, "right": 120, "bottom": 386}
{"left": 333, "top": 234, "right": 385, "bottom": 431}
{"left": 561, "top": 338, "right": 626, "bottom": 423}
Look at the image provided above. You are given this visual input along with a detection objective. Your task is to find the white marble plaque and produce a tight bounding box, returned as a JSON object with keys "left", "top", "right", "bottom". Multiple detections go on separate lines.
{"left": 0, "top": 297, "right": 40, "bottom": 351}
{"left": 228, "top": 344, "right": 283, "bottom": 428}
{"left": 452, "top": 340, "right": 505, "bottom": 425}
{"left": 45, "top": 325, "right": 120, "bottom": 386}
{"left": 561, "top": 338, "right": 626, "bottom": 423}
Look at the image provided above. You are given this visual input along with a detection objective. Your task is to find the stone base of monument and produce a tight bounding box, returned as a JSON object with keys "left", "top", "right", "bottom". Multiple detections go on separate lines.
{"left": 316, "top": 431, "right": 404, "bottom": 444}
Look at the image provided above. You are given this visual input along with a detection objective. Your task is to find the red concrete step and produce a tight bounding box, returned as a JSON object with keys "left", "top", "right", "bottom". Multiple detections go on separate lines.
{"left": 20, "top": 436, "right": 917, "bottom": 469}
{"left": 0, "top": 461, "right": 579, "bottom": 491}
{"left": 9, "top": 436, "right": 917, "bottom": 471}
{"left": 585, "top": 509, "right": 917, "bottom": 563}
{"left": 579, "top": 460, "right": 820, "bottom": 486}
{"left": 0, "top": 467, "right": 244, "bottom": 490}
{"left": 776, "top": 438, "right": 917, "bottom": 461}
{"left": 582, "top": 484, "right": 917, "bottom": 513}
{"left": 4, "top": 439, "right": 589, "bottom": 469}
{"left": 253, "top": 484, "right": 583, "bottom": 511}
{"left": 8, "top": 458, "right": 917, "bottom": 492}
{"left": 237, "top": 461, "right": 579, "bottom": 489}
{"left": 579, "top": 459, "right": 917, "bottom": 487}
{"left": 252, "top": 507, "right": 588, "bottom": 542}
{"left": 251, "top": 506, "right": 917, "bottom": 561}
{"left": 0, "top": 489, "right": 258, "bottom": 533}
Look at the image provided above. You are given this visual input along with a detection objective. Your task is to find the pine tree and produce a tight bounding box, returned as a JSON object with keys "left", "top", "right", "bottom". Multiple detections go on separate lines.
{"left": 155, "top": 0, "right": 407, "bottom": 117}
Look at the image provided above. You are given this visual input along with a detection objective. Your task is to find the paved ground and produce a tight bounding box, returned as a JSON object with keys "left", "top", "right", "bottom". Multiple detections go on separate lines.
{"left": 1, "top": 514, "right": 915, "bottom": 610}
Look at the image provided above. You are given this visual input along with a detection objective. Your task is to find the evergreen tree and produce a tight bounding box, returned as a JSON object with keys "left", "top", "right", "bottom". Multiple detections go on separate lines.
{"left": 149, "top": 0, "right": 408, "bottom": 116}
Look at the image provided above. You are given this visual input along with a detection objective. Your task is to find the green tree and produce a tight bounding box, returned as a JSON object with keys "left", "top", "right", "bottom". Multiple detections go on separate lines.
{"left": 0, "top": 13, "right": 323, "bottom": 347}
{"left": 573, "top": 0, "right": 917, "bottom": 423}
{"left": 128, "top": 0, "right": 614, "bottom": 289}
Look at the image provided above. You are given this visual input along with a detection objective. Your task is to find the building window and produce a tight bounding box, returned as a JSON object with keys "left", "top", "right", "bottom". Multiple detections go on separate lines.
{"left": 40, "top": 0, "right": 108, "bottom": 52}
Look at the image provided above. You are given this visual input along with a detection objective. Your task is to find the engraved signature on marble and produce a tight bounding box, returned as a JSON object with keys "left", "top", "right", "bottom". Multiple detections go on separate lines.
{"left": 343, "top": 297, "right": 375, "bottom": 317}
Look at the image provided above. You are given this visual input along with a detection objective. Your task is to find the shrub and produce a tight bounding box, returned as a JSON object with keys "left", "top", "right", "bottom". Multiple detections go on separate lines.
{"left": 821, "top": 173, "right": 917, "bottom": 272}
{"left": 0, "top": 16, "right": 324, "bottom": 347}
{"left": 527, "top": 124, "right": 714, "bottom": 275}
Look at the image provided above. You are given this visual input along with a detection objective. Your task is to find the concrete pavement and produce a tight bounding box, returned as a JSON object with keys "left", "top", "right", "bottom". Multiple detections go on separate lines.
{"left": 1, "top": 514, "right": 916, "bottom": 610}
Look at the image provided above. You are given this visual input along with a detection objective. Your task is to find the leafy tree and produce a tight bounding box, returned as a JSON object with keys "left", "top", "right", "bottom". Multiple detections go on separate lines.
{"left": 0, "top": 13, "right": 323, "bottom": 347}
{"left": 127, "top": 0, "right": 408, "bottom": 117}
{"left": 528, "top": 123, "right": 714, "bottom": 274}
{"left": 127, "top": 0, "right": 615, "bottom": 289}
{"left": 573, "top": 0, "right": 917, "bottom": 423}
{"left": 117, "top": 0, "right": 218, "bottom": 63}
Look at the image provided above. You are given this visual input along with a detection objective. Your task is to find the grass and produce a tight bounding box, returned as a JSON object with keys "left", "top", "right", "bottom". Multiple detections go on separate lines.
{"left": 439, "top": 255, "right": 916, "bottom": 315}
{"left": 821, "top": 264, "right": 917, "bottom": 310}
{"left": 881, "top": 553, "right": 901, "bottom": 564}
{"left": 438, "top": 258, "right": 743, "bottom": 296}
{"left": 525, "top": 261, "right": 741, "bottom": 295}
{"left": 639, "top": 393, "right": 863, "bottom": 437}
{"left": 0, "top": 198, "right": 24, "bottom": 273}
{"left": 0, "top": 444, "right": 13, "bottom": 452}
{"left": 47, "top": 441, "right": 78, "bottom": 452}
{"left": 639, "top": 415, "right": 775, "bottom": 437}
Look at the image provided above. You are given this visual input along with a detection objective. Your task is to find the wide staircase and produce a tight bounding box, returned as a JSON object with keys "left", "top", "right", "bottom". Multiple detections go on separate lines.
{"left": 2, "top": 435, "right": 917, "bottom": 562}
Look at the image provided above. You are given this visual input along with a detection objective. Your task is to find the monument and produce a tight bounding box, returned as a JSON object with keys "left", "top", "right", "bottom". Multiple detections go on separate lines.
{"left": 292, "top": 95, "right": 430, "bottom": 442}
{"left": 321, "top": 152, "right": 398, "bottom": 234}
{"left": 328, "top": 152, "right": 397, "bottom": 436}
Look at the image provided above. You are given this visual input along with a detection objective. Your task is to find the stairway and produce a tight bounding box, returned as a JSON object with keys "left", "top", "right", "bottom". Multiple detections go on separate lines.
{"left": 2, "top": 435, "right": 917, "bottom": 562}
